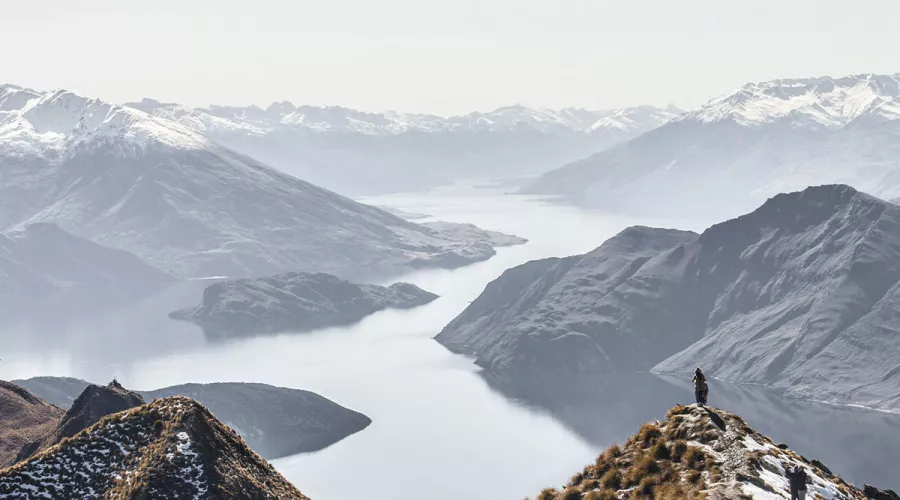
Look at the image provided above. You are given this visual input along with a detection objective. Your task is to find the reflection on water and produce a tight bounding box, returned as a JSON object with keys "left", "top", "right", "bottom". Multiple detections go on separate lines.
{"left": 1, "top": 184, "right": 898, "bottom": 497}
{"left": 482, "top": 371, "right": 900, "bottom": 490}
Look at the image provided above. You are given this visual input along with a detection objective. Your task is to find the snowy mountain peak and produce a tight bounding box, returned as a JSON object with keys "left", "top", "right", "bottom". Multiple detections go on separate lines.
{"left": 0, "top": 87, "right": 211, "bottom": 160}
{"left": 688, "top": 73, "right": 900, "bottom": 128}
{"left": 132, "top": 98, "right": 680, "bottom": 137}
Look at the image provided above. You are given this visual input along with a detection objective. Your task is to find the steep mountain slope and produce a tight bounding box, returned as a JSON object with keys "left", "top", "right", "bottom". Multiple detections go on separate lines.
{"left": 0, "top": 84, "right": 523, "bottom": 279}
{"left": 0, "top": 381, "right": 64, "bottom": 468}
{"left": 13, "top": 377, "right": 372, "bottom": 459}
{"left": 0, "top": 222, "right": 174, "bottom": 316}
{"left": 436, "top": 226, "right": 699, "bottom": 371}
{"left": 532, "top": 404, "right": 896, "bottom": 499}
{"left": 438, "top": 185, "right": 900, "bottom": 410}
{"left": 170, "top": 272, "right": 438, "bottom": 338}
{"left": 12, "top": 381, "right": 145, "bottom": 465}
{"left": 0, "top": 396, "right": 307, "bottom": 499}
{"left": 523, "top": 74, "right": 900, "bottom": 221}
{"left": 127, "top": 97, "right": 680, "bottom": 195}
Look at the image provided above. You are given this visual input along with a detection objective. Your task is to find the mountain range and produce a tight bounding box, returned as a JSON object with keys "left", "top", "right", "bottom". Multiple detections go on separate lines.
{"left": 126, "top": 98, "right": 681, "bottom": 195}
{"left": 523, "top": 73, "right": 900, "bottom": 222}
{"left": 437, "top": 184, "right": 900, "bottom": 411}
{"left": 0, "top": 84, "right": 524, "bottom": 283}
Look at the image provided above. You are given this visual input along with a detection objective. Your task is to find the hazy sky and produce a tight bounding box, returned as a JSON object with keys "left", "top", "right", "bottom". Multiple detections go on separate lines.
{"left": 2, "top": 0, "right": 898, "bottom": 115}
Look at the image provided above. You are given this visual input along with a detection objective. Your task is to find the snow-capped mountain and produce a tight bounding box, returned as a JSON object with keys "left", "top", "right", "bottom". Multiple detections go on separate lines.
{"left": 126, "top": 97, "right": 680, "bottom": 195}
{"left": 522, "top": 73, "right": 900, "bottom": 222}
{"left": 0, "top": 85, "right": 208, "bottom": 159}
{"left": 0, "top": 85, "right": 525, "bottom": 280}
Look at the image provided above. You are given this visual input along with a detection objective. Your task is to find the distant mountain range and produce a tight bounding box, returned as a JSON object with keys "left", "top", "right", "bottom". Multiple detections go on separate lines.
{"left": 0, "top": 84, "right": 525, "bottom": 284}
{"left": 438, "top": 184, "right": 900, "bottom": 411}
{"left": 123, "top": 98, "right": 680, "bottom": 196}
{"left": 523, "top": 73, "right": 900, "bottom": 221}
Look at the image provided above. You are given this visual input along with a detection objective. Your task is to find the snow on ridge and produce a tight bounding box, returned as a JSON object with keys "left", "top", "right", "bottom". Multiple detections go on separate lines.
{"left": 125, "top": 96, "right": 680, "bottom": 137}
{"left": 0, "top": 87, "right": 211, "bottom": 160}
{"left": 686, "top": 73, "right": 900, "bottom": 129}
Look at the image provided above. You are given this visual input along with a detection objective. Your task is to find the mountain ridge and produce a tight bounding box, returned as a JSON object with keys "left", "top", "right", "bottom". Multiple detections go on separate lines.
{"left": 438, "top": 184, "right": 900, "bottom": 410}
{"left": 1, "top": 84, "right": 526, "bottom": 279}
{"left": 522, "top": 72, "right": 900, "bottom": 219}
{"left": 533, "top": 403, "right": 898, "bottom": 499}
{"left": 0, "top": 396, "right": 308, "bottom": 499}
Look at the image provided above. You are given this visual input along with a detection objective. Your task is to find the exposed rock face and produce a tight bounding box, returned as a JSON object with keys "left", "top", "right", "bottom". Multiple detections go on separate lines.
{"left": 12, "top": 377, "right": 372, "bottom": 460}
{"left": 0, "top": 397, "right": 308, "bottom": 499}
{"left": 170, "top": 272, "right": 439, "bottom": 337}
{"left": 436, "top": 226, "right": 699, "bottom": 371}
{"left": 0, "top": 381, "right": 64, "bottom": 468}
{"left": 438, "top": 185, "right": 900, "bottom": 410}
{"left": 534, "top": 404, "right": 894, "bottom": 499}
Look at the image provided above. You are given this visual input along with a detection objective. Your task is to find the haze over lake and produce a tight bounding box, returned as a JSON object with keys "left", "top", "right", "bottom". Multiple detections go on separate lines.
{"left": 2, "top": 182, "right": 899, "bottom": 499}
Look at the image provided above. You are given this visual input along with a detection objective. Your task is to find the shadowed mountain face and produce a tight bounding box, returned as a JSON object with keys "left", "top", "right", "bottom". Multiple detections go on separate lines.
{"left": 13, "top": 377, "right": 372, "bottom": 460}
{"left": 170, "top": 271, "right": 439, "bottom": 338}
{"left": 480, "top": 372, "right": 900, "bottom": 491}
{"left": 0, "top": 223, "right": 174, "bottom": 317}
{"left": 11, "top": 381, "right": 145, "bottom": 465}
{"left": 438, "top": 185, "right": 900, "bottom": 410}
{"left": 0, "top": 396, "right": 308, "bottom": 499}
{"left": 54, "top": 381, "right": 144, "bottom": 442}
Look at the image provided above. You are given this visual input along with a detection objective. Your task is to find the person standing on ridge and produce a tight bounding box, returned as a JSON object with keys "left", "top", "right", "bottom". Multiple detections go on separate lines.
{"left": 786, "top": 465, "right": 808, "bottom": 500}
{"left": 692, "top": 367, "right": 709, "bottom": 405}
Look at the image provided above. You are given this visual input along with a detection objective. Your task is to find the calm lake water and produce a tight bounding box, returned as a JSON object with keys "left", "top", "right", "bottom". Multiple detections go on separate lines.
{"left": 2, "top": 183, "right": 899, "bottom": 498}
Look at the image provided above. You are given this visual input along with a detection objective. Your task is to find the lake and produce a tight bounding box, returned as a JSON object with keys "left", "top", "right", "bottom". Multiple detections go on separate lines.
{"left": 2, "top": 182, "right": 899, "bottom": 498}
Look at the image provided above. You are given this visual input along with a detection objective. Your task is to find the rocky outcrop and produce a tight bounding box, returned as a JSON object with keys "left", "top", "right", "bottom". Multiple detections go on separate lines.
{"left": 438, "top": 185, "right": 900, "bottom": 410}
{"left": 533, "top": 404, "right": 896, "bottom": 499}
{"left": 170, "top": 272, "right": 439, "bottom": 337}
{"left": 0, "top": 397, "right": 308, "bottom": 499}
{"left": 13, "top": 376, "right": 372, "bottom": 460}
{"left": 54, "top": 380, "right": 145, "bottom": 442}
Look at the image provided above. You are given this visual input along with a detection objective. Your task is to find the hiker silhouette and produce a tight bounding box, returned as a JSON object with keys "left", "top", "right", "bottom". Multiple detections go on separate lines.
{"left": 692, "top": 367, "right": 709, "bottom": 405}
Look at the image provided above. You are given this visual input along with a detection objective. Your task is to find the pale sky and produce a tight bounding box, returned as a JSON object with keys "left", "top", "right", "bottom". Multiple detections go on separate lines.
{"left": 2, "top": 0, "right": 898, "bottom": 115}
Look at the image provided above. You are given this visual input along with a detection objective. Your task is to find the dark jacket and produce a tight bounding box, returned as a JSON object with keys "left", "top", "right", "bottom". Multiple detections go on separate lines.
{"left": 786, "top": 468, "right": 808, "bottom": 491}
{"left": 693, "top": 372, "right": 708, "bottom": 391}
